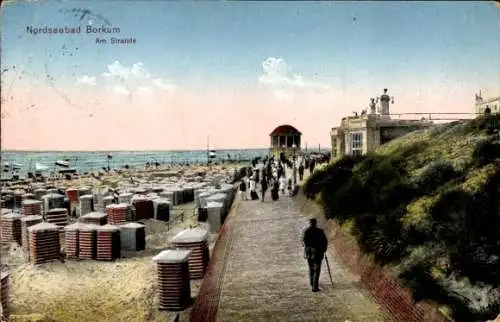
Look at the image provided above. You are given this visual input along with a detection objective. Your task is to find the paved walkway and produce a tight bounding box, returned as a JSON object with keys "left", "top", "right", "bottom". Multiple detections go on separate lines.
{"left": 190, "top": 193, "right": 386, "bottom": 322}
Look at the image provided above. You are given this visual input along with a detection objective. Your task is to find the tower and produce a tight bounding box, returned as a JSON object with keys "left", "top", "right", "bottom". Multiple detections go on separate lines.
{"left": 475, "top": 91, "right": 483, "bottom": 104}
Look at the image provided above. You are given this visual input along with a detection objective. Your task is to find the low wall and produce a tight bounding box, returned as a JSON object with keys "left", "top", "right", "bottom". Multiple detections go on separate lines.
{"left": 294, "top": 192, "right": 451, "bottom": 322}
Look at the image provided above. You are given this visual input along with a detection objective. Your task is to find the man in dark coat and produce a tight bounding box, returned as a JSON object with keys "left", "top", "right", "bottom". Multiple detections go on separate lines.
{"left": 239, "top": 179, "right": 248, "bottom": 200}
{"left": 298, "top": 163, "right": 304, "bottom": 181}
{"left": 309, "top": 159, "right": 316, "bottom": 174}
{"left": 303, "top": 218, "right": 328, "bottom": 292}
{"left": 261, "top": 175, "right": 268, "bottom": 202}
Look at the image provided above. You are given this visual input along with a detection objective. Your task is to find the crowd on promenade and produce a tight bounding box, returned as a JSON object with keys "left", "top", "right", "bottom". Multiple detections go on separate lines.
{"left": 239, "top": 153, "right": 330, "bottom": 202}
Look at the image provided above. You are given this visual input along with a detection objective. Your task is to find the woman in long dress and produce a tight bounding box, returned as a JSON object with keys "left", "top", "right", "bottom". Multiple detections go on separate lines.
{"left": 249, "top": 177, "right": 256, "bottom": 193}
{"left": 279, "top": 176, "right": 286, "bottom": 194}
{"left": 239, "top": 177, "right": 248, "bottom": 200}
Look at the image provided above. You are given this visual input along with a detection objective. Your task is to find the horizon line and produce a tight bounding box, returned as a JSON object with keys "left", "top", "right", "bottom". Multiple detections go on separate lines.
{"left": 0, "top": 147, "right": 268, "bottom": 153}
{"left": 0, "top": 146, "right": 330, "bottom": 153}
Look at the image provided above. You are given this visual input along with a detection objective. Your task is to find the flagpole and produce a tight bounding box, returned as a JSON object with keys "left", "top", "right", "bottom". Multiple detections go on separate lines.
{"left": 206, "top": 135, "right": 209, "bottom": 166}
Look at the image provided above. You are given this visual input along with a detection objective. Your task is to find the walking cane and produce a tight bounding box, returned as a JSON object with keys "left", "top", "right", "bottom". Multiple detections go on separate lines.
{"left": 324, "top": 254, "right": 334, "bottom": 286}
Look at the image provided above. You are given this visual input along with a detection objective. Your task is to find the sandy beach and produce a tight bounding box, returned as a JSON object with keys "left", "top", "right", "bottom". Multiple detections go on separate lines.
{"left": 0, "top": 163, "right": 243, "bottom": 322}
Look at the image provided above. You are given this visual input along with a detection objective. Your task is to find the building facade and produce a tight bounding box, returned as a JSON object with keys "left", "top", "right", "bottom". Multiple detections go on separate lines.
{"left": 331, "top": 89, "right": 432, "bottom": 159}
{"left": 269, "top": 124, "right": 302, "bottom": 158}
{"left": 475, "top": 93, "right": 500, "bottom": 115}
{"left": 331, "top": 115, "right": 432, "bottom": 159}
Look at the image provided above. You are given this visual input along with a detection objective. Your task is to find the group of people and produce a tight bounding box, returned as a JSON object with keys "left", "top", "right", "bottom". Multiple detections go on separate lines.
{"left": 239, "top": 153, "right": 327, "bottom": 202}
{"left": 238, "top": 154, "right": 331, "bottom": 292}
{"left": 239, "top": 156, "right": 296, "bottom": 202}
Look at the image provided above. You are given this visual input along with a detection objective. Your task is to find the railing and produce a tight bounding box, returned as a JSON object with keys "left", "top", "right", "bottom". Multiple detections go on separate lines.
{"left": 383, "top": 112, "right": 480, "bottom": 122}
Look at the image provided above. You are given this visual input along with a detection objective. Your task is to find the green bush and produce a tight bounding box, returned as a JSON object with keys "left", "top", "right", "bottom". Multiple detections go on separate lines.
{"left": 415, "top": 160, "right": 463, "bottom": 194}
{"left": 444, "top": 166, "right": 500, "bottom": 287}
{"left": 322, "top": 154, "right": 415, "bottom": 217}
{"left": 303, "top": 165, "right": 328, "bottom": 199}
{"left": 354, "top": 209, "right": 407, "bottom": 265}
{"left": 303, "top": 154, "right": 364, "bottom": 201}
{"left": 465, "top": 114, "right": 500, "bottom": 134}
{"left": 472, "top": 138, "right": 500, "bottom": 167}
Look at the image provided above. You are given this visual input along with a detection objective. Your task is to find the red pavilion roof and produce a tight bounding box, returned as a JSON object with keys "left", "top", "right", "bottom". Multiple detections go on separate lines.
{"left": 269, "top": 124, "right": 302, "bottom": 136}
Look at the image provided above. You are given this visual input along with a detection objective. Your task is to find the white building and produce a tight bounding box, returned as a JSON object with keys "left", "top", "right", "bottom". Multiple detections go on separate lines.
{"left": 475, "top": 92, "right": 500, "bottom": 115}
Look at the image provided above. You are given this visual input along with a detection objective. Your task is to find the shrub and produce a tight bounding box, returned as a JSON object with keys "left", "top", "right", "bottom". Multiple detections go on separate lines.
{"left": 354, "top": 209, "right": 407, "bottom": 265}
{"left": 426, "top": 165, "right": 500, "bottom": 291}
{"left": 319, "top": 153, "right": 415, "bottom": 263}
{"left": 303, "top": 165, "right": 328, "bottom": 199}
{"left": 401, "top": 196, "right": 436, "bottom": 246}
{"left": 415, "top": 160, "right": 462, "bottom": 194}
{"left": 428, "top": 188, "right": 470, "bottom": 244}
{"left": 348, "top": 154, "right": 415, "bottom": 213}
{"left": 439, "top": 276, "right": 500, "bottom": 322}
{"left": 472, "top": 138, "right": 500, "bottom": 167}
{"left": 399, "top": 260, "right": 448, "bottom": 303}
{"left": 304, "top": 154, "right": 365, "bottom": 202}
{"left": 465, "top": 114, "right": 500, "bottom": 134}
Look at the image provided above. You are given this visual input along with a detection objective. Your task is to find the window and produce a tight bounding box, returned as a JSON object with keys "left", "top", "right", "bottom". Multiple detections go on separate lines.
{"left": 331, "top": 137, "right": 337, "bottom": 158}
{"left": 349, "top": 132, "right": 363, "bottom": 156}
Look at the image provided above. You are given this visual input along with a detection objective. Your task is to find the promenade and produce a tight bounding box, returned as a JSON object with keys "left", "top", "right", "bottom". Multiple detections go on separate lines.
{"left": 189, "top": 192, "right": 387, "bottom": 322}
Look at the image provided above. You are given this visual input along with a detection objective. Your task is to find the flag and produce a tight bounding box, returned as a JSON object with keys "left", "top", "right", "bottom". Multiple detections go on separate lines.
{"left": 209, "top": 150, "right": 217, "bottom": 158}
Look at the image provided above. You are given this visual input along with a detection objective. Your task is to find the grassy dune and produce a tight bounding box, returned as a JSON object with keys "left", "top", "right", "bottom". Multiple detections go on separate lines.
{"left": 304, "top": 115, "right": 500, "bottom": 322}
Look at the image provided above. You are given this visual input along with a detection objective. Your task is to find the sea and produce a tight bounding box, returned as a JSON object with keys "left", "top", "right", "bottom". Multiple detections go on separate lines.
{"left": 0, "top": 149, "right": 271, "bottom": 177}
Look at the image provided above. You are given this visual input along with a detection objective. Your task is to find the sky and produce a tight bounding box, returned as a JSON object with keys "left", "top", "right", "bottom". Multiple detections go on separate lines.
{"left": 1, "top": 1, "right": 499, "bottom": 151}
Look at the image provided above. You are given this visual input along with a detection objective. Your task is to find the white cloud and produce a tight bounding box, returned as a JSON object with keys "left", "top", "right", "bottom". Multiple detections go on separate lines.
{"left": 102, "top": 61, "right": 151, "bottom": 80}
{"left": 76, "top": 75, "right": 96, "bottom": 86}
{"left": 274, "top": 89, "right": 294, "bottom": 101}
{"left": 75, "top": 61, "right": 177, "bottom": 97}
{"left": 137, "top": 86, "right": 153, "bottom": 95}
{"left": 113, "top": 85, "right": 131, "bottom": 96}
{"left": 99, "top": 61, "right": 175, "bottom": 96}
{"left": 258, "top": 57, "right": 330, "bottom": 99}
{"left": 152, "top": 78, "right": 176, "bottom": 91}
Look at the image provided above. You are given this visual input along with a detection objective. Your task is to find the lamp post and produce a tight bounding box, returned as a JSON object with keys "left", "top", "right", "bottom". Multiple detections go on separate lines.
{"left": 292, "top": 144, "right": 297, "bottom": 185}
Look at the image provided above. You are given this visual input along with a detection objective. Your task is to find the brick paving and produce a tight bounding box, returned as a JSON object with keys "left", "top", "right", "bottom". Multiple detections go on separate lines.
{"left": 190, "top": 192, "right": 386, "bottom": 322}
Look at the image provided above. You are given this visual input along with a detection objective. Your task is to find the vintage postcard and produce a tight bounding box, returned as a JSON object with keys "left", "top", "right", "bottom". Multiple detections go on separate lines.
{"left": 1, "top": 1, "right": 499, "bottom": 322}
